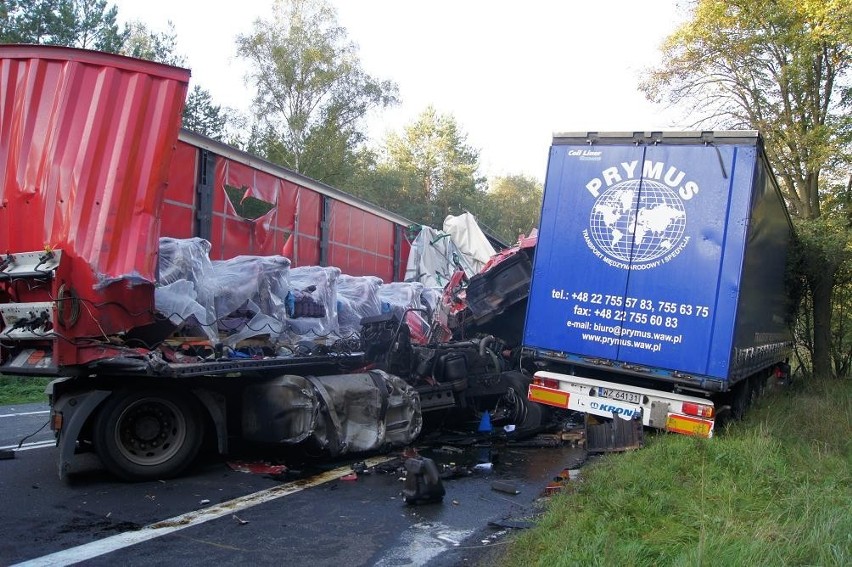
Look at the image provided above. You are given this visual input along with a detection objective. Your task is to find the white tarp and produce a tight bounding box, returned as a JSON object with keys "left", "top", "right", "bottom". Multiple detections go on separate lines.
{"left": 443, "top": 212, "right": 496, "bottom": 274}
{"left": 404, "top": 213, "right": 496, "bottom": 289}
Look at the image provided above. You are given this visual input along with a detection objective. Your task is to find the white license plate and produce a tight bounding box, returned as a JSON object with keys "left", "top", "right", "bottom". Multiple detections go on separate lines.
{"left": 597, "top": 387, "right": 641, "bottom": 405}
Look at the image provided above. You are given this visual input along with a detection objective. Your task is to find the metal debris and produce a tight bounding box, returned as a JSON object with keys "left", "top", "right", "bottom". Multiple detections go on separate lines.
{"left": 491, "top": 480, "right": 520, "bottom": 495}
{"left": 402, "top": 457, "right": 445, "bottom": 505}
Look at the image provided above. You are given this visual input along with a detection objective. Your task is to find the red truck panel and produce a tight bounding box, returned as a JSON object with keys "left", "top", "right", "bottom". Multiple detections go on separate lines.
{"left": 328, "top": 201, "right": 396, "bottom": 281}
{"left": 161, "top": 138, "right": 409, "bottom": 282}
{"left": 0, "top": 46, "right": 190, "bottom": 284}
{"left": 161, "top": 141, "right": 198, "bottom": 240}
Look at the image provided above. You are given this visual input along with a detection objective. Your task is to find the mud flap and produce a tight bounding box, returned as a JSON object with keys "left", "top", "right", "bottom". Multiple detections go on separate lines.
{"left": 585, "top": 412, "right": 644, "bottom": 453}
{"left": 54, "top": 389, "right": 111, "bottom": 480}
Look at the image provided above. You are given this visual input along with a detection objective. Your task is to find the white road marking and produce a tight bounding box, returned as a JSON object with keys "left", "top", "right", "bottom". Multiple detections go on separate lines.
{"left": 11, "top": 456, "right": 395, "bottom": 567}
{"left": 0, "top": 410, "right": 50, "bottom": 418}
{"left": 0, "top": 440, "right": 54, "bottom": 451}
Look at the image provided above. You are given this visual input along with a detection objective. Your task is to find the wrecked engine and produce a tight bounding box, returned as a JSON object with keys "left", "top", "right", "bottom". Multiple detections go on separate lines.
{"left": 360, "top": 312, "right": 541, "bottom": 435}
{"left": 240, "top": 369, "right": 423, "bottom": 456}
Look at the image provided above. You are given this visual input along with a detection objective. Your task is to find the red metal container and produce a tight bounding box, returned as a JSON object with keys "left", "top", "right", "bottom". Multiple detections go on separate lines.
{"left": 0, "top": 45, "right": 190, "bottom": 285}
{"left": 0, "top": 46, "right": 189, "bottom": 365}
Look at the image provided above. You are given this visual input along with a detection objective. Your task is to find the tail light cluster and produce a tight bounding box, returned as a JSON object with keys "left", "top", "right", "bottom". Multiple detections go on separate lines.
{"left": 681, "top": 401, "right": 714, "bottom": 418}
{"left": 532, "top": 375, "right": 561, "bottom": 390}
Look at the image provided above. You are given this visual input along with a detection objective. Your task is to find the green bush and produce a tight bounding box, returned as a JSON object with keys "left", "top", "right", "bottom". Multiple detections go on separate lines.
{"left": 0, "top": 376, "right": 52, "bottom": 405}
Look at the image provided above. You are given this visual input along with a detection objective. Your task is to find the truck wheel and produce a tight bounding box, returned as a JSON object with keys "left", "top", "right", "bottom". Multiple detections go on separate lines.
{"left": 94, "top": 390, "right": 203, "bottom": 481}
{"left": 729, "top": 379, "right": 750, "bottom": 421}
{"left": 749, "top": 371, "right": 767, "bottom": 403}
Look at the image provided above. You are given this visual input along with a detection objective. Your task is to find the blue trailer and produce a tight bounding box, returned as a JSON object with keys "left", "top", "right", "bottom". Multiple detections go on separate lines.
{"left": 525, "top": 131, "right": 794, "bottom": 437}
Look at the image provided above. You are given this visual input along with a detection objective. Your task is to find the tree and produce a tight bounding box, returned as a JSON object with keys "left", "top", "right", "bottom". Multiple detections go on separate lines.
{"left": 642, "top": 0, "right": 852, "bottom": 378}
{"left": 478, "top": 175, "right": 543, "bottom": 243}
{"left": 236, "top": 0, "right": 398, "bottom": 186}
{"left": 380, "top": 106, "right": 487, "bottom": 228}
{"left": 121, "top": 20, "right": 184, "bottom": 66}
{"left": 182, "top": 85, "right": 229, "bottom": 141}
{"left": 0, "top": 0, "right": 125, "bottom": 51}
{"left": 0, "top": 1, "right": 186, "bottom": 68}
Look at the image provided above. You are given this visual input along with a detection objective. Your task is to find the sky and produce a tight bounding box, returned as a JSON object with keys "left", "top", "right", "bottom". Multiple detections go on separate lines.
{"left": 112, "top": 0, "right": 688, "bottom": 182}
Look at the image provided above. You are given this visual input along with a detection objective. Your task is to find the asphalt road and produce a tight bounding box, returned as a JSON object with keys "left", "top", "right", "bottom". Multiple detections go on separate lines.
{"left": 0, "top": 402, "right": 53, "bottom": 451}
{"left": 0, "top": 404, "right": 586, "bottom": 566}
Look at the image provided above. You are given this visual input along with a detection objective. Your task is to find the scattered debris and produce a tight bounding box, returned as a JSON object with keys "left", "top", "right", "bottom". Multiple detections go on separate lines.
{"left": 232, "top": 515, "right": 249, "bottom": 525}
{"left": 340, "top": 473, "right": 358, "bottom": 482}
{"left": 491, "top": 480, "right": 520, "bottom": 495}
{"left": 370, "top": 458, "right": 405, "bottom": 475}
{"left": 437, "top": 463, "right": 472, "bottom": 480}
{"left": 227, "top": 461, "right": 289, "bottom": 475}
{"left": 433, "top": 445, "right": 464, "bottom": 455}
{"left": 541, "top": 466, "right": 583, "bottom": 497}
{"left": 474, "top": 444, "right": 494, "bottom": 465}
{"left": 199, "top": 499, "right": 211, "bottom": 505}
{"left": 487, "top": 519, "right": 534, "bottom": 530}
{"left": 402, "top": 457, "right": 445, "bottom": 505}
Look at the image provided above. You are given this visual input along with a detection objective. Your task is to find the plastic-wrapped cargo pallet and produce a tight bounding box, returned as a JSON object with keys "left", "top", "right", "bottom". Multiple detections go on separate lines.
{"left": 337, "top": 274, "right": 384, "bottom": 337}
{"left": 155, "top": 237, "right": 219, "bottom": 341}
{"left": 286, "top": 266, "right": 341, "bottom": 342}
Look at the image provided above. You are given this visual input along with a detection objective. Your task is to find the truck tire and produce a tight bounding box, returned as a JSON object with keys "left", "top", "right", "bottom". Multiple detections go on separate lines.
{"left": 729, "top": 379, "right": 750, "bottom": 422}
{"left": 94, "top": 390, "right": 203, "bottom": 481}
{"left": 748, "top": 371, "right": 767, "bottom": 405}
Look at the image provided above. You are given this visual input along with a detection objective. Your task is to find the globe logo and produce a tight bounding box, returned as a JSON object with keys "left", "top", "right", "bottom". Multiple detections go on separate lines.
{"left": 588, "top": 179, "right": 687, "bottom": 265}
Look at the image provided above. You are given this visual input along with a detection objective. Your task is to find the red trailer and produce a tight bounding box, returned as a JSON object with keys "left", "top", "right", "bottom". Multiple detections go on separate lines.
{"left": 0, "top": 45, "right": 425, "bottom": 479}
{"left": 0, "top": 46, "right": 536, "bottom": 482}
{"left": 0, "top": 45, "right": 411, "bottom": 367}
{"left": 164, "top": 131, "right": 411, "bottom": 282}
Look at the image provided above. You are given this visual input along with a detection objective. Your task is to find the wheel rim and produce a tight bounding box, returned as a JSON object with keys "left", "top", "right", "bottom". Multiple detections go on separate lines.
{"left": 113, "top": 397, "right": 188, "bottom": 467}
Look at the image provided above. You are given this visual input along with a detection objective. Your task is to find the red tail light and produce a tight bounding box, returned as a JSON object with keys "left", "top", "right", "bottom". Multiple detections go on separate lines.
{"left": 533, "top": 376, "right": 561, "bottom": 390}
{"left": 682, "top": 402, "right": 714, "bottom": 418}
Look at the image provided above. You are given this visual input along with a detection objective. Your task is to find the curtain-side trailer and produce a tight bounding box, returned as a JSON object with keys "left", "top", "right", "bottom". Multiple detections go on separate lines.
{"left": 525, "top": 131, "right": 794, "bottom": 437}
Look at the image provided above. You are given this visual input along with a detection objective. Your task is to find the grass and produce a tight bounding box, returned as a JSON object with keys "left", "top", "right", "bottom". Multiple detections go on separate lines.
{"left": 501, "top": 377, "right": 852, "bottom": 567}
{"left": 0, "top": 376, "right": 52, "bottom": 405}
